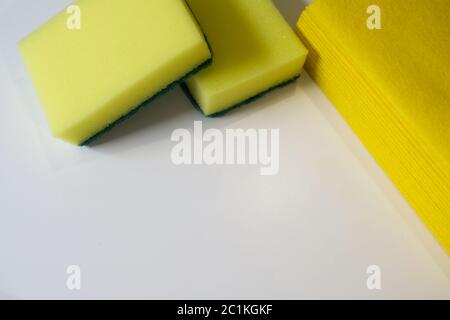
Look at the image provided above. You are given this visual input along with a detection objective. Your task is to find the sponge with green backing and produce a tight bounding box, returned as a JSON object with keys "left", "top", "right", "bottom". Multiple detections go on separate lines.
{"left": 184, "top": 0, "right": 308, "bottom": 116}
{"left": 19, "top": 0, "right": 211, "bottom": 145}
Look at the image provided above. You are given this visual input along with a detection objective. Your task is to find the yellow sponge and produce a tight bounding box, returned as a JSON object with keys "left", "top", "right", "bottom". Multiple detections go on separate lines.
{"left": 184, "top": 0, "right": 308, "bottom": 116}
{"left": 297, "top": 0, "right": 450, "bottom": 253}
{"left": 19, "top": 0, "right": 211, "bottom": 145}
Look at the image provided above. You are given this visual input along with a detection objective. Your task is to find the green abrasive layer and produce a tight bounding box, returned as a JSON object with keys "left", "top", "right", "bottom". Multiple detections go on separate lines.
{"left": 181, "top": 75, "right": 300, "bottom": 118}
{"left": 81, "top": 58, "right": 212, "bottom": 146}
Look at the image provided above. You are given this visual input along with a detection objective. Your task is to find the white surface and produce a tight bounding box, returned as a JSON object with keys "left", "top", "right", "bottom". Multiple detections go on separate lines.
{"left": 0, "top": 0, "right": 449, "bottom": 299}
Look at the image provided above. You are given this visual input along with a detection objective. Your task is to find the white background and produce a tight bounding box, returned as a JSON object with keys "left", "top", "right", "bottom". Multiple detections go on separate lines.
{"left": 0, "top": 0, "right": 449, "bottom": 299}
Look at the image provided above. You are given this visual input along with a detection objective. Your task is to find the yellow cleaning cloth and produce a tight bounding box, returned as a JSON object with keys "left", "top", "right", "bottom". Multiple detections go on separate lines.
{"left": 185, "top": 0, "right": 308, "bottom": 116}
{"left": 19, "top": 0, "right": 211, "bottom": 145}
{"left": 297, "top": 0, "right": 450, "bottom": 253}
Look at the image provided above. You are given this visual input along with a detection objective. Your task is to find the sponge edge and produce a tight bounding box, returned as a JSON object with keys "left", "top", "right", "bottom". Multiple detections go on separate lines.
{"left": 81, "top": 58, "right": 211, "bottom": 146}
{"left": 182, "top": 75, "right": 299, "bottom": 118}
{"left": 184, "top": 0, "right": 308, "bottom": 116}
{"left": 19, "top": 0, "right": 211, "bottom": 145}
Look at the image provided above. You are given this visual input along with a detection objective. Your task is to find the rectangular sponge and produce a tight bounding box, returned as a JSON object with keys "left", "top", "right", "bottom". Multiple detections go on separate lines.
{"left": 297, "top": 0, "right": 450, "bottom": 253}
{"left": 184, "top": 0, "right": 308, "bottom": 116}
{"left": 19, "top": 0, "right": 211, "bottom": 145}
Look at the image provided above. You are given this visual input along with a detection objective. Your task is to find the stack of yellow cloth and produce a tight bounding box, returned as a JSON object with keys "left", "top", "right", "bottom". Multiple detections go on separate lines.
{"left": 297, "top": 0, "right": 450, "bottom": 253}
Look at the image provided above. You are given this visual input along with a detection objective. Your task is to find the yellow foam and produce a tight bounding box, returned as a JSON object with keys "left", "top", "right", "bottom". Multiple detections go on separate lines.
{"left": 19, "top": 0, "right": 211, "bottom": 145}
{"left": 185, "top": 0, "right": 308, "bottom": 116}
{"left": 297, "top": 0, "right": 450, "bottom": 253}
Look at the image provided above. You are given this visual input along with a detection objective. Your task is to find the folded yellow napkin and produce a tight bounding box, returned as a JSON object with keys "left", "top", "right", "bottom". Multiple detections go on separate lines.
{"left": 297, "top": 0, "right": 450, "bottom": 253}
